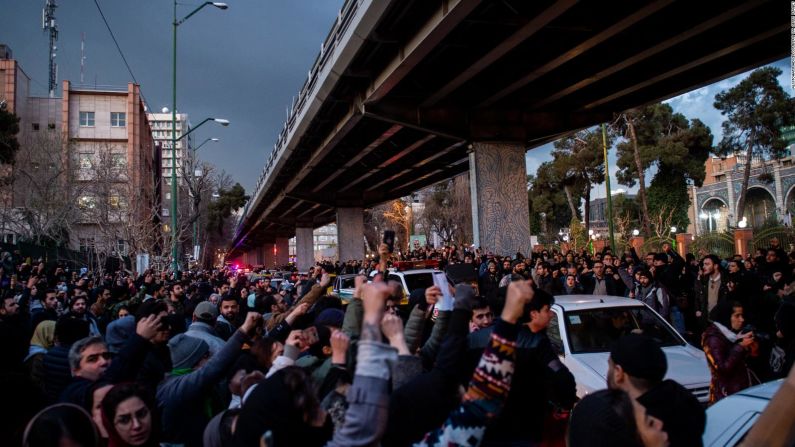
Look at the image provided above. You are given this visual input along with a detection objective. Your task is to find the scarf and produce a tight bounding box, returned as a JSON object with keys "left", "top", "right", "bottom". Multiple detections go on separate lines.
{"left": 712, "top": 321, "right": 738, "bottom": 343}
{"left": 25, "top": 320, "right": 56, "bottom": 362}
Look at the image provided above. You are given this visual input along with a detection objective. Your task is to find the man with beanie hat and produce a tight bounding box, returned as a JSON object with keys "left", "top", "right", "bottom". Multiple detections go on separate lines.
{"left": 608, "top": 334, "right": 706, "bottom": 446}
{"left": 157, "top": 311, "right": 262, "bottom": 447}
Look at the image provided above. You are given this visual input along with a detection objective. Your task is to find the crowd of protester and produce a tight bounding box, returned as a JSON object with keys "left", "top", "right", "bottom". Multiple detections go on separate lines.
{"left": 1, "top": 239, "right": 794, "bottom": 447}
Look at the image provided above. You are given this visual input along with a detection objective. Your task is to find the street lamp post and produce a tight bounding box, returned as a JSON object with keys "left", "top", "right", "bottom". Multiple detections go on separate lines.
{"left": 172, "top": 118, "right": 227, "bottom": 270}
{"left": 190, "top": 137, "right": 219, "bottom": 263}
{"left": 171, "top": 1, "right": 228, "bottom": 273}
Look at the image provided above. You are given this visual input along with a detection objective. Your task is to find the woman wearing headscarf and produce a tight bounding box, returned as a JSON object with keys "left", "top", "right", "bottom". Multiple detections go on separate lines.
{"left": 702, "top": 300, "right": 756, "bottom": 404}
{"left": 25, "top": 320, "right": 56, "bottom": 395}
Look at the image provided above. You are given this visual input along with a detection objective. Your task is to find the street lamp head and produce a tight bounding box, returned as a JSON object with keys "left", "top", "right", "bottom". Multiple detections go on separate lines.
{"left": 210, "top": 138, "right": 220, "bottom": 142}
{"left": 211, "top": 2, "right": 229, "bottom": 9}
{"left": 632, "top": 229, "right": 640, "bottom": 236}
{"left": 699, "top": 211, "right": 709, "bottom": 219}
{"left": 213, "top": 118, "right": 230, "bottom": 126}
{"left": 670, "top": 226, "right": 677, "bottom": 233}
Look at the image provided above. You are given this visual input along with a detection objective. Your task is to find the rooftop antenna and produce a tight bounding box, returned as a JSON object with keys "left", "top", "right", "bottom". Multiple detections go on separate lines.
{"left": 80, "top": 32, "right": 86, "bottom": 84}
{"left": 42, "top": 0, "right": 58, "bottom": 97}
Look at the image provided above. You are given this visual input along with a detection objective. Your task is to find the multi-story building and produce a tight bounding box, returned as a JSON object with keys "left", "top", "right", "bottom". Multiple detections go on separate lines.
{"left": 0, "top": 47, "right": 159, "bottom": 254}
{"left": 588, "top": 192, "right": 637, "bottom": 234}
{"left": 688, "top": 129, "right": 795, "bottom": 234}
{"left": 146, "top": 111, "right": 193, "bottom": 217}
{"left": 64, "top": 80, "right": 159, "bottom": 255}
{"left": 288, "top": 223, "right": 339, "bottom": 261}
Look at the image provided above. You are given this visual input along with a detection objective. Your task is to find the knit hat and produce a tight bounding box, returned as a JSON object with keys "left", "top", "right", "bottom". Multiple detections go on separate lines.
{"left": 168, "top": 333, "right": 210, "bottom": 370}
{"left": 568, "top": 389, "right": 642, "bottom": 447}
{"left": 194, "top": 301, "right": 219, "bottom": 322}
{"left": 636, "top": 379, "right": 706, "bottom": 447}
{"left": 105, "top": 316, "right": 136, "bottom": 353}
{"left": 314, "top": 308, "right": 344, "bottom": 328}
{"left": 610, "top": 334, "right": 667, "bottom": 383}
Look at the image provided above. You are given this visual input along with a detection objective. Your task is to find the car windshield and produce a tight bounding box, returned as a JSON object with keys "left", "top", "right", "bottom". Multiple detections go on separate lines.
{"left": 338, "top": 276, "right": 356, "bottom": 289}
{"left": 564, "top": 306, "right": 683, "bottom": 354}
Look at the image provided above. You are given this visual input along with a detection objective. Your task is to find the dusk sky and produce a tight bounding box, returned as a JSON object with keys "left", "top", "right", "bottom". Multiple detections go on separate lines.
{"left": 1, "top": 1, "right": 791, "bottom": 200}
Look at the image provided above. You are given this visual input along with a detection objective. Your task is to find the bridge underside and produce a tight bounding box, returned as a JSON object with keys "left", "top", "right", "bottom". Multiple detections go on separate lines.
{"left": 232, "top": 0, "right": 787, "bottom": 255}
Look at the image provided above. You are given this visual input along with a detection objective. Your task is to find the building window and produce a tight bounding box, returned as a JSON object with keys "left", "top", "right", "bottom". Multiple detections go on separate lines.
{"left": 78, "top": 195, "right": 97, "bottom": 209}
{"left": 32, "top": 123, "right": 40, "bottom": 131}
{"left": 109, "top": 192, "right": 121, "bottom": 208}
{"left": 78, "top": 153, "right": 93, "bottom": 170}
{"left": 162, "top": 208, "right": 170, "bottom": 217}
{"left": 111, "top": 112, "right": 126, "bottom": 127}
{"left": 111, "top": 153, "right": 127, "bottom": 169}
{"left": 48, "top": 123, "right": 56, "bottom": 130}
{"left": 79, "top": 111, "right": 95, "bottom": 127}
{"left": 117, "top": 239, "right": 126, "bottom": 254}
{"left": 79, "top": 238, "right": 95, "bottom": 252}
{"left": 165, "top": 192, "right": 171, "bottom": 200}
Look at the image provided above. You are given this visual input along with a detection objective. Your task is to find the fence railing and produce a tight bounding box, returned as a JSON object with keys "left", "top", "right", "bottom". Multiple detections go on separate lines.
{"left": 751, "top": 226, "right": 795, "bottom": 253}
{"left": 691, "top": 232, "right": 735, "bottom": 259}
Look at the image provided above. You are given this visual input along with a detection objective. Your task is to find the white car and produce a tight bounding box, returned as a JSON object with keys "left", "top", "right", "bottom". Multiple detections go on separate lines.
{"left": 703, "top": 379, "right": 782, "bottom": 446}
{"left": 333, "top": 274, "right": 358, "bottom": 303}
{"left": 548, "top": 294, "right": 712, "bottom": 403}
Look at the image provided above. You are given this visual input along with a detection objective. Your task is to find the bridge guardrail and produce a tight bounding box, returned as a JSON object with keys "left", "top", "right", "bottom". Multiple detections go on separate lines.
{"left": 234, "top": 0, "right": 363, "bottom": 239}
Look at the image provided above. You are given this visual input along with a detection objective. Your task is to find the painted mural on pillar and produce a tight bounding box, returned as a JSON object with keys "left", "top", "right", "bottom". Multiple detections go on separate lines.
{"left": 471, "top": 143, "right": 531, "bottom": 255}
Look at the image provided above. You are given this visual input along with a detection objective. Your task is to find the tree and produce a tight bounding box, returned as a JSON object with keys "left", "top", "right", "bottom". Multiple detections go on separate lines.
{"left": 79, "top": 144, "right": 161, "bottom": 268}
{"left": 714, "top": 66, "right": 795, "bottom": 222}
{"left": 552, "top": 128, "right": 611, "bottom": 237}
{"left": 383, "top": 199, "right": 412, "bottom": 251}
{"left": 206, "top": 182, "right": 248, "bottom": 236}
{"left": 615, "top": 109, "right": 652, "bottom": 235}
{"left": 416, "top": 175, "right": 473, "bottom": 247}
{"left": 529, "top": 161, "right": 579, "bottom": 235}
{"left": 615, "top": 103, "right": 712, "bottom": 234}
{"left": 0, "top": 108, "right": 20, "bottom": 165}
{"left": 2, "top": 130, "right": 82, "bottom": 246}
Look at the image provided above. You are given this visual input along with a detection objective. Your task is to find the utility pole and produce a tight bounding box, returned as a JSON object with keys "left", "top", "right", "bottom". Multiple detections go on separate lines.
{"left": 42, "top": 0, "right": 58, "bottom": 97}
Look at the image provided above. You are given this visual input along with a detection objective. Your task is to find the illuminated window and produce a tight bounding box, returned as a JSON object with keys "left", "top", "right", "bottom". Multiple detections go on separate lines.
{"left": 78, "top": 195, "right": 96, "bottom": 209}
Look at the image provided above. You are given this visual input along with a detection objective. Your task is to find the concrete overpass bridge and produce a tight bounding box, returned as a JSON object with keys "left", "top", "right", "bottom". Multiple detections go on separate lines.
{"left": 228, "top": 0, "right": 787, "bottom": 269}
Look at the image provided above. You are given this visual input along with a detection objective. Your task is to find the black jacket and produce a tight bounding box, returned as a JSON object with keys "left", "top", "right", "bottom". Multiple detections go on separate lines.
{"left": 581, "top": 272, "right": 618, "bottom": 296}
{"left": 43, "top": 345, "right": 72, "bottom": 403}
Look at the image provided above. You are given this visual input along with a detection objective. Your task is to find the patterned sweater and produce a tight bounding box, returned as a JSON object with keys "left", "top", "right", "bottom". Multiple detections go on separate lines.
{"left": 415, "top": 318, "right": 518, "bottom": 447}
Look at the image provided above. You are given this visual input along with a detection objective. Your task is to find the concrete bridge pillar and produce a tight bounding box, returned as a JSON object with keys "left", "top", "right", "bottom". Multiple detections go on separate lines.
{"left": 337, "top": 207, "right": 365, "bottom": 261}
{"left": 296, "top": 227, "right": 315, "bottom": 272}
{"left": 262, "top": 243, "right": 275, "bottom": 268}
{"left": 468, "top": 142, "right": 531, "bottom": 256}
{"left": 275, "top": 237, "right": 289, "bottom": 267}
